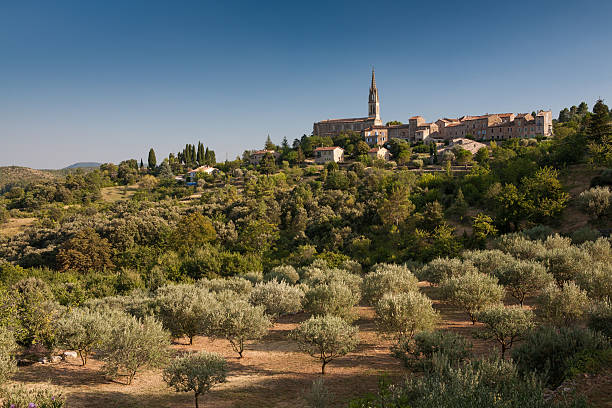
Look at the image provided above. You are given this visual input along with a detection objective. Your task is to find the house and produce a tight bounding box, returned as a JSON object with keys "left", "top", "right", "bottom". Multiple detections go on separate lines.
{"left": 249, "top": 150, "right": 280, "bottom": 165}
{"left": 437, "top": 138, "right": 487, "bottom": 156}
{"left": 186, "top": 165, "right": 218, "bottom": 182}
{"left": 362, "top": 126, "right": 388, "bottom": 146}
{"left": 368, "top": 146, "right": 391, "bottom": 161}
{"left": 314, "top": 146, "right": 344, "bottom": 164}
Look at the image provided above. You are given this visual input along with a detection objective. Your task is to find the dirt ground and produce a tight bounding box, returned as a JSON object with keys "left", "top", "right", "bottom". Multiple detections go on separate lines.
{"left": 0, "top": 217, "right": 36, "bottom": 238}
{"left": 9, "top": 285, "right": 610, "bottom": 408}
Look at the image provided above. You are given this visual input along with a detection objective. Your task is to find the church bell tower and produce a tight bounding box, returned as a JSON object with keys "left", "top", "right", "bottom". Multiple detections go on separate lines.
{"left": 368, "top": 69, "right": 381, "bottom": 125}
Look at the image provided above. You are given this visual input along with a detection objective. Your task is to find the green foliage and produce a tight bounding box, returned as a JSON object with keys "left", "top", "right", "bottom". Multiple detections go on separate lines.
{"left": 0, "top": 326, "right": 17, "bottom": 386}
{"left": 537, "top": 282, "right": 590, "bottom": 326}
{"left": 99, "top": 313, "right": 170, "bottom": 384}
{"left": 0, "top": 385, "right": 65, "bottom": 408}
{"left": 264, "top": 265, "right": 300, "bottom": 284}
{"left": 375, "top": 292, "right": 439, "bottom": 344}
{"left": 587, "top": 299, "right": 612, "bottom": 338}
{"left": 148, "top": 148, "right": 157, "bottom": 170}
{"left": 393, "top": 330, "right": 472, "bottom": 370}
{"left": 461, "top": 249, "right": 515, "bottom": 276}
{"left": 475, "top": 305, "right": 534, "bottom": 358}
{"left": 578, "top": 186, "right": 611, "bottom": 218}
{"left": 291, "top": 314, "right": 358, "bottom": 374}
{"left": 249, "top": 280, "right": 304, "bottom": 318}
{"left": 56, "top": 228, "right": 113, "bottom": 273}
{"left": 495, "top": 259, "right": 554, "bottom": 306}
{"left": 171, "top": 213, "right": 217, "bottom": 251}
{"left": 304, "top": 282, "right": 359, "bottom": 322}
{"left": 303, "top": 377, "right": 334, "bottom": 408}
{"left": 361, "top": 263, "right": 418, "bottom": 305}
{"left": 440, "top": 271, "right": 505, "bottom": 324}
{"left": 512, "top": 326, "right": 610, "bottom": 387}
{"left": 55, "top": 308, "right": 109, "bottom": 365}
{"left": 12, "top": 277, "right": 58, "bottom": 348}
{"left": 419, "top": 257, "right": 477, "bottom": 285}
{"left": 163, "top": 351, "right": 227, "bottom": 408}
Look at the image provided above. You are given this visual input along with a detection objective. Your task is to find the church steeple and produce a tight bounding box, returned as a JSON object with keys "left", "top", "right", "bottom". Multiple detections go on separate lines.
{"left": 368, "top": 68, "right": 381, "bottom": 124}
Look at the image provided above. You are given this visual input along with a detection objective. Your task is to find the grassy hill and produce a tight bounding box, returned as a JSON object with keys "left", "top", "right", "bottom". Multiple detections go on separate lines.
{"left": 0, "top": 166, "right": 57, "bottom": 192}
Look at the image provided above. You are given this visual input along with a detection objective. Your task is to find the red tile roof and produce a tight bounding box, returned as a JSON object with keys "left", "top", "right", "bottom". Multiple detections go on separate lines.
{"left": 314, "top": 146, "right": 343, "bottom": 151}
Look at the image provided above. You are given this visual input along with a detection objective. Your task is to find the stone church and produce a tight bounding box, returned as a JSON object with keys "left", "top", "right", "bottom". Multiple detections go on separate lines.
{"left": 313, "top": 70, "right": 382, "bottom": 137}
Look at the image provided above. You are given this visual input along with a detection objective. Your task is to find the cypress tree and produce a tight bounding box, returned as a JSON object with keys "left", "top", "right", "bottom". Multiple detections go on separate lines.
{"left": 148, "top": 148, "right": 157, "bottom": 170}
{"left": 197, "top": 142, "right": 204, "bottom": 166}
{"left": 588, "top": 99, "right": 611, "bottom": 144}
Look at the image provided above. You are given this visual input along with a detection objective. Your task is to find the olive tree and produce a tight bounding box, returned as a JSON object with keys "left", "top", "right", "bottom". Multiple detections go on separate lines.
{"left": 0, "top": 326, "right": 17, "bottom": 386}
{"left": 362, "top": 263, "right": 419, "bottom": 305}
{"left": 495, "top": 260, "right": 554, "bottom": 306}
{"left": 99, "top": 313, "right": 170, "bottom": 384}
{"left": 291, "top": 315, "right": 358, "bottom": 374}
{"left": 55, "top": 308, "right": 109, "bottom": 366}
{"left": 213, "top": 298, "right": 271, "bottom": 358}
{"left": 475, "top": 305, "right": 534, "bottom": 358}
{"left": 264, "top": 265, "right": 300, "bottom": 284}
{"left": 461, "top": 249, "right": 516, "bottom": 276}
{"left": 537, "top": 282, "right": 590, "bottom": 326}
{"left": 155, "top": 284, "right": 218, "bottom": 344}
{"left": 249, "top": 280, "right": 304, "bottom": 318}
{"left": 304, "top": 282, "right": 359, "bottom": 322}
{"left": 419, "top": 257, "right": 477, "bottom": 285}
{"left": 375, "top": 292, "right": 439, "bottom": 344}
{"left": 12, "top": 277, "right": 59, "bottom": 348}
{"left": 163, "top": 351, "right": 227, "bottom": 408}
{"left": 578, "top": 186, "right": 611, "bottom": 218}
{"left": 440, "top": 272, "right": 505, "bottom": 324}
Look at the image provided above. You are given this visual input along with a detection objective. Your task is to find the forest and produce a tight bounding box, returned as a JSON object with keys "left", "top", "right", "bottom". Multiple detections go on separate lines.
{"left": 0, "top": 100, "right": 610, "bottom": 407}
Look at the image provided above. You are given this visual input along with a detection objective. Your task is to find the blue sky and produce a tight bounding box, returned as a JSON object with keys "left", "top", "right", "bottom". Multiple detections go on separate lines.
{"left": 1, "top": 0, "right": 611, "bottom": 168}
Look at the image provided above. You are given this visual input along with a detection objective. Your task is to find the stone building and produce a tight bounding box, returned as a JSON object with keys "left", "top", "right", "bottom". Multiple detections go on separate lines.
{"left": 363, "top": 126, "right": 388, "bottom": 146}
{"left": 249, "top": 150, "right": 280, "bottom": 165}
{"left": 368, "top": 146, "right": 391, "bottom": 161}
{"left": 314, "top": 146, "right": 344, "bottom": 164}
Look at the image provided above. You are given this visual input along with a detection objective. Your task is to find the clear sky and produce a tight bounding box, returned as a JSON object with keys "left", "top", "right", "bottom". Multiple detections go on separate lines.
{"left": 1, "top": 0, "right": 611, "bottom": 169}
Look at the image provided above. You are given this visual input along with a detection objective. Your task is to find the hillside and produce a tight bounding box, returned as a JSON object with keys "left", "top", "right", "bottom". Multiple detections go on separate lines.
{"left": 64, "top": 162, "right": 101, "bottom": 169}
{"left": 0, "top": 166, "right": 57, "bottom": 191}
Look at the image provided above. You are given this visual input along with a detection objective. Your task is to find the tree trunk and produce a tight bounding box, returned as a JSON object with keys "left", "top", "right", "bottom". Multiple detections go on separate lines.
{"left": 321, "top": 360, "right": 327, "bottom": 375}
{"left": 189, "top": 336, "right": 193, "bottom": 345}
{"left": 194, "top": 392, "right": 199, "bottom": 408}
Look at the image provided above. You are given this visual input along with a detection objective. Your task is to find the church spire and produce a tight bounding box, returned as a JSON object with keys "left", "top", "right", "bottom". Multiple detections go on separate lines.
{"left": 368, "top": 68, "right": 381, "bottom": 124}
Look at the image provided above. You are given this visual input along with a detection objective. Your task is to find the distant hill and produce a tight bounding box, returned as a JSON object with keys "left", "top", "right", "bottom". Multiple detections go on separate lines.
{"left": 64, "top": 162, "right": 101, "bottom": 169}
{"left": 0, "top": 166, "right": 57, "bottom": 192}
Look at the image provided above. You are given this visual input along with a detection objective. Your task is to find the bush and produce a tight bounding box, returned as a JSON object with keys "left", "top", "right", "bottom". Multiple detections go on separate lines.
{"left": 163, "top": 351, "right": 227, "bottom": 408}
{"left": 578, "top": 186, "right": 611, "bottom": 218}
{"left": 0, "top": 385, "right": 65, "bottom": 408}
{"left": 588, "top": 299, "right": 612, "bottom": 337}
{"left": 495, "top": 259, "right": 554, "bottom": 306}
{"left": 243, "top": 271, "right": 264, "bottom": 284}
{"left": 249, "top": 280, "right": 304, "bottom": 318}
{"left": 570, "top": 226, "right": 600, "bottom": 244}
{"left": 461, "top": 249, "right": 516, "bottom": 276}
{"left": 494, "top": 233, "right": 546, "bottom": 260}
{"left": 475, "top": 305, "right": 534, "bottom": 358}
{"left": 12, "top": 277, "right": 59, "bottom": 348}
{"left": 291, "top": 315, "right": 358, "bottom": 374}
{"left": 574, "top": 262, "right": 612, "bottom": 300}
{"left": 440, "top": 272, "right": 505, "bottom": 324}
{"left": 541, "top": 246, "right": 591, "bottom": 284}
{"left": 375, "top": 292, "right": 439, "bottom": 344}
{"left": 419, "top": 257, "right": 477, "bottom": 285}
{"left": 264, "top": 265, "right": 300, "bottom": 284}
{"left": 0, "top": 326, "right": 17, "bottom": 386}
{"left": 537, "top": 282, "right": 590, "bottom": 326}
{"left": 197, "top": 276, "right": 253, "bottom": 295}
{"left": 362, "top": 263, "right": 419, "bottom": 305}
{"left": 212, "top": 298, "right": 271, "bottom": 358}
{"left": 394, "top": 330, "right": 472, "bottom": 370}
{"left": 55, "top": 308, "right": 108, "bottom": 365}
{"left": 512, "top": 326, "right": 610, "bottom": 387}
{"left": 155, "top": 284, "right": 218, "bottom": 344}
{"left": 303, "top": 377, "right": 333, "bottom": 408}
{"left": 523, "top": 225, "right": 555, "bottom": 241}
{"left": 99, "top": 313, "right": 170, "bottom": 384}
{"left": 304, "top": 282, "right": 359, "bottom": 322}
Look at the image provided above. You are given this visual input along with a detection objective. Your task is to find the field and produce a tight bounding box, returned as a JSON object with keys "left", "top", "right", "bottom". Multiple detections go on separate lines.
{"left": 14, "top": 284, "right": 611, "bottom": 408}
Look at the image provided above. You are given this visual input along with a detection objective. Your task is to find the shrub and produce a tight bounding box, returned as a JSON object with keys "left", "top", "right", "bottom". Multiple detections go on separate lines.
{"left": 512, "top": 326, "right": 610, "bottom": 387}
{"left": 0, "top": 385, "right": 65, "bottom": 408}
{"left": 537, "top": 282, "right": 590, "bottom": 326}
{"left": 264, "top": 265, "right": 300, "bottom": 284}
{"left": 362, "top": 263, "right": 419, "bottom": 305}
{"left": 304, "top": 282, "right": 360, "bottom": 322}
{"left": 540, "top": 247, "right": 591, "bottom": 284}
{"left": 523, "top": 225, "right": 555, "bottom": 241}
{"left": 419, "top": 257, "right": 477, "bottom": 285}
{"left": 155, "top": 284, "right": 218, "bottom": 345}
{"left": 0, "top": 326, "right": 17, "bottom": 386}
{"left": 578, "top": 186, "right": 612, "bottom": 218}
{"left": 574, "top": 262, "right": 612, "bottom": 300}
{"left": 12, "top": 277, "right": 59, "bottom": 348}
{"left": 212, "top": 298, "right": 271, "bottom": 358}
{"left": 570, "top": 226, "right": 600, "bottom": 244}
{"left": 475, "top": 305, "right": 534, "bottom": 358}
{"left": 302, "top": 267, "right": 362, "bottom": 296}
{"left": 303, "top": 377, "right": 333, "bottom": 408}
{"left": 197, "top": 276, "right": 252, "bottom": 295}
{"left": 494, "top": 233, "right": 546, "bottom": 260}
{"left": 249, "top": 280, "right": 304, "bottom": 318}
{"left": 163, "top": 351, "right": 227, "bottom": 408}
{"left": 588, "top": 299, "right": 612, "bottom": 338}
{"left": 291, "top": 315, "right": 358, "bottom": 374}
{"left": 243, "top": 271, "right": 264, "bottom": 284}
{"left": 495, "top": 259, "right": 554, "bottom": 306}
{"left": 55, "top": 308, "right": 108, "bottom": 366}
{"left": 393, "top": 330, "right": 472, "bottom": 370}
{"left": 375, "top": 292, "right": 439, "bottom": 344}
{"left": 99, "top": 313, "right": 170, "bottom": 384}
{"left": 440, "top": 271, "right": 505, "bottom": 324}
{"left": 461, "top": 249, "right": 516, "bottom": 276}
{"left": 579, "top": 237, "right": 612, "bottom": 263}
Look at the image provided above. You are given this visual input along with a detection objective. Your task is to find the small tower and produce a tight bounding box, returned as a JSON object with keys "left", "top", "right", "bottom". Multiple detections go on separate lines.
{"left": 368, "top": 68, "right": 381, "bottom": 125}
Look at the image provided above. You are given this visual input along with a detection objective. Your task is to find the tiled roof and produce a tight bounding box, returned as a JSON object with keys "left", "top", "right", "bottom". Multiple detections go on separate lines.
{"left": 251, "top": 149, "right": 276, "bottom": 155}
{"left": 314, "top": 146, "right": 343, "bottom": 151}
{"left": 316, "top": 117, "right": 374, "bottom": 123}
{"left": 409, "top": 116, "right": 424, "bottom": 120}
